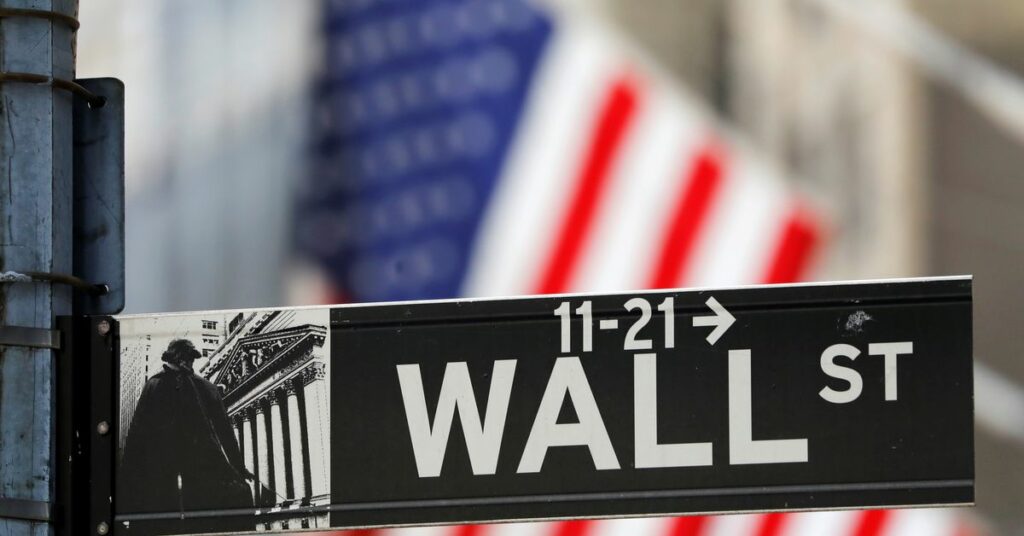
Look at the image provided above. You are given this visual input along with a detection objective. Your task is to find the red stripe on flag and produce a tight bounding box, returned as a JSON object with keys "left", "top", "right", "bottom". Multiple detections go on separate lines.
{"left": 762, "top": 208, "right": 820, "bottom": 284}
{"left": 535, "top": 75, "right": 641, "bottom": 294}
{"left": 551, "top": 520, "right": 596, "bottom": 536}
{"left": 753, "top": 513, "right": 789, "bottom": 536}
{"left": 851, "top": 510, "right": 892, "bottom": 536}
{"left": 648, "top": 142, "right": 725, "bottom": 288}
{"left": 454, "top": 524, "right": 486, "bottom": 536}
{"left": 667, "top": 515, "right": 711, "bottom": 536}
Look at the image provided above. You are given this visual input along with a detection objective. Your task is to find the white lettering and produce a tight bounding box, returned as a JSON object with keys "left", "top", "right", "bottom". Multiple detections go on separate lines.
{"left": 517, "top": 357, "right": 620, "bottom": 473}
{"left": 634, "top": 353, "right": 712, "bottom": 468}
{"left": 869, "top": 342, "right": 913, "bottom": 401}
{"left": 397, "top": 360, "right": 517, "bottom": 478}
{"left": 729, "top": 349, "right": 808, "bottom": 465}
{"left": 819, "top": 343, "right": 863, "bottom": 404}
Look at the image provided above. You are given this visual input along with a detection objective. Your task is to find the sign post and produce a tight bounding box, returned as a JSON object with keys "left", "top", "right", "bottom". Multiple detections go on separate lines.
{"left": 63, "top": 276, "right": 973, "bottom": 535}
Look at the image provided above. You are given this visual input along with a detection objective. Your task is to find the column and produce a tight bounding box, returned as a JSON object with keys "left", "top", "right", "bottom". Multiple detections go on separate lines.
{"left": 279, "top": 387, "right": 296, "bottom": 499}
{"left": 270, "top": 390, "right": 288, "bottom": 499}
{"left": 262, "top": 397, "right": 277, "bottom": 496}
{"left": 235, "top": 415, "right": 253, "bottom": 503}
{"left": 255, "top": 400, "right": 271, "bottom": 500}
{"left": 302, "top": 362, "right": 330, "bottom": 497}
{"left": 233, "top": 415, "right": 245, "bottom": 467}
{"left": 244, "top": 407, "right": 259, "bottom": 504}
{"left": 295, "top": 376, "right": 313, "bottom": 499}
{"left": 287, "top": 380, "right": 307, "bottom": 500}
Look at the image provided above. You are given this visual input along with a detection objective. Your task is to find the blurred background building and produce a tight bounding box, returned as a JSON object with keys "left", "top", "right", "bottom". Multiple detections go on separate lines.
{"left": 78, "top": 0, "right": 1024, "bottom": 534}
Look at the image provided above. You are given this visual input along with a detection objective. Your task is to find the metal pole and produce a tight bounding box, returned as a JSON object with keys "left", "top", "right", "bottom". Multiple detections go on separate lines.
{"left": 0, "top": 0, "right": 77, "bottom": 534}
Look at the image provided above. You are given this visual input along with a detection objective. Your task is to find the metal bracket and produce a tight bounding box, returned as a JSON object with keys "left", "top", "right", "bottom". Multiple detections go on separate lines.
{"left": 0, "top": 72, "right": 105, "bottom": 107}
{"left": 0, "top": 498, "right": 52, "bottom": 522}
{"left": 0, "top": 7, "right": 81, "bottom": 31}
{"left": 73, "top": 78, "right": 125, "bottom": 315}
{"left": 0, "top": 326, "right": 61, "bottom": 349}
{"left": 56, "top": 316, "right": 116, "bottom": 536}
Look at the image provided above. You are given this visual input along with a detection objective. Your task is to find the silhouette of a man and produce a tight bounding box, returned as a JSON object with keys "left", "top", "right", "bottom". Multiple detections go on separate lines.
{"left": 119, "top": 339, "right": 253, "bottom": 535}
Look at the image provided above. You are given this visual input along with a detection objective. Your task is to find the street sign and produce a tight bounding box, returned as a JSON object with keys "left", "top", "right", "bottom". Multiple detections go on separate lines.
{"left": 63, "top": 277, "right": 973, "bottom": 535}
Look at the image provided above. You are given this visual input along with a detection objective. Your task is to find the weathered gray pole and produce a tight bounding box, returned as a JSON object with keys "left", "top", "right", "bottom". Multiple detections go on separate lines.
{"left": 0, "top": 1, "right": 77, "bottom": 535}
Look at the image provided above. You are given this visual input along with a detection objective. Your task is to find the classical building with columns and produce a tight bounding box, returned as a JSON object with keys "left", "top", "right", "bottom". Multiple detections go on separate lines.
{"left": 203, "top": 310, "right": 331, "bottom": 532}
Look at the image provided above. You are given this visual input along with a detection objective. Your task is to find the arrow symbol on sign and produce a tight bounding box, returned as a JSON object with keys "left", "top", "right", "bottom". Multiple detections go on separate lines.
{"left": 692, "top": 296, "right": 735, "bottom": 346}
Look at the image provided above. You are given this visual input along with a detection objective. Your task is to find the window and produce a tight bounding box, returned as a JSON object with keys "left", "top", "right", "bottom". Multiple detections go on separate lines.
{"left": 228, "top": 313, "right": 244, "bottom": 335}
{"left": 203, "top": 348, "right": 212, "bottom": 357}
{"left": 202, "top": 320, "right": 218, "bottom": 330}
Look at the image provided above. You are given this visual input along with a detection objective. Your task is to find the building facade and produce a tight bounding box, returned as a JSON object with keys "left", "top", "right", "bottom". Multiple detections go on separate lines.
{"left": 202, "top": 310, "right": 331, "bottom": 532}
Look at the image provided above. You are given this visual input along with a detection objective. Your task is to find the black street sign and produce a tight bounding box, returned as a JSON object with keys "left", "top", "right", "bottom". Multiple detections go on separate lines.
{"left": 62, "top": 277, "right": 973, "bottom": 535}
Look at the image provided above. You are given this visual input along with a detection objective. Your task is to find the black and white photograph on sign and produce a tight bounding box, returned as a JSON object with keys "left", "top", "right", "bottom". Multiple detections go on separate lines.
{"left": 116, "top": 308, "right": 330, "bottom": 534}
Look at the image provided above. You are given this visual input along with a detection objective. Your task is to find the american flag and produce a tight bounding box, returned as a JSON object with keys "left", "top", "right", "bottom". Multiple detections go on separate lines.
{"left": 295, "top": 0, "right": 979, "bottom": 534}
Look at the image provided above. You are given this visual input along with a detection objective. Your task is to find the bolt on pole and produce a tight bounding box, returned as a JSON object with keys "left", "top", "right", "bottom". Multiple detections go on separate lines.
{"left": 0, "top": 0, "right": 78, "bottom": 534}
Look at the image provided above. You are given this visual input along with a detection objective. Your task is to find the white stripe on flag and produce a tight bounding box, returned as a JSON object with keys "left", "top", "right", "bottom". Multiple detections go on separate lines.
{"left": 703, "top": 513, "right": 768, "bottom": 536}
{"left": 685, "top": 157, "right": 790, "bottom": 287}
{"left": 486, "top": 521, "right": 561, "bottom": 536}
{"left": 882, "top": 508, "right": 961, "bottom": 536}
{"left": 377, "top": 526, "right": 453, "bottom": 536}
{"left": 569, "top": 79, "right": 705, "bottom": 293}
{"left": 784, "top": 511, "right": 861, "bottom": 536}
{"left": 462, "top": 17, "right": 624, "bottom": 297}
{"left": 587, "top": 516, "right": 675, "bottom": 536}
